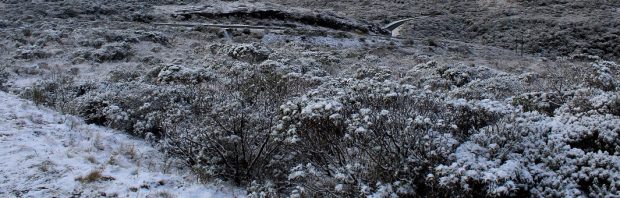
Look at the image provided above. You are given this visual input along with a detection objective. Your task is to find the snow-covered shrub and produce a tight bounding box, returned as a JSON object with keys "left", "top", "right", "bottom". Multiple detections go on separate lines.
{"left": 404, "top": 61, "right": 502, "bottom": 92}
{"left": 0, "top": 65, "right": 8, "bottom": 91}
{"left": 70, "top": 82, "right": 194, "bottom": 137}
{"left": 354, "top": 65, "right": 392, "bottom": 81}
{"left": 72, "top": 42, "right": 133, "bottom": 63}
{"left": 93, "top": 42, "right": 133, "bottom": 62}
{"left": 433, "top": 110, "right": 620, "bottom": 197}
{"left": 77, "top": 38, "right": 105, "bottom": 48}
{"left": 44, "top": 60, "right": 510, "bottom": 196}
{"left": 161, "top": 63, "right": 320, "bottom": 187}
{"left": 18, "top": 78, "right": 184, "bottom": 137}
{"left": 14, "top": 45, "right": 51, "bottom": 59}
{"left": 247, "top": 180, "right": 279, "bottom": 198}
{"left": 403, "top": 61, "right": 529, "bottom": 100}
{"left": 20, "top": 72, "right": 81, "bottom": 112}
{"left": 432, "top": 113, "right": 542, "bottom": 197}
{"left": 75, "top": 30, "right": 140, "bottom": 48}
{"left": 444, "top": 98, "right": 509, "bottom": 139}
{"left": 149, "top": 65, "right": 211, "bottom": 84}
{"left": 97, "top": 30, "right": 140, "bottom": 43}
{"left": 403, "top": 61, "right": 450, "bottom": 90}
{"left": 163, "top": 88, "right": 279, "bottom": 185}
{"left": 86, "top": 57, "right": 301, "bottom": 188}
{"left": 33, "top": 29, "right": 65, "bottom": 46}
{"left": 210, "top": 43, "right": 271, "bottom": 63}
{"left": 450, "top": 75, "right": 527, "bottom": 100}
{"left": 587, "top": 61, "right": 619, "bottom": 91}
{"left": 270, "top": 76, "right": 509, "bottom": 196}
{"left": 534, "top": 61, "right": 586, "bottom": 93}
{"left": 135, "top": 30, "right": 173, "bottom": 46}
{"left": 556, "top": 89, "right": 614, "bottom": 116}
{"left": 108, "top": 69, "right": 140, "bottom": 83}
{"left": 512, "top": 91, "right": 567, "bottom": 116}
{"left": 294, "top": 57, "right": 330, "bottom": 77}
{"left": 256, "top": 55, "right": 333, "bottom": 78}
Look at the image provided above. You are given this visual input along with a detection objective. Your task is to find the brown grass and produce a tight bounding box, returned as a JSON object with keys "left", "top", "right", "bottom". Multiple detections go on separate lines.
{"left": 76, "top": 170, "right": 103, "bottom": 183}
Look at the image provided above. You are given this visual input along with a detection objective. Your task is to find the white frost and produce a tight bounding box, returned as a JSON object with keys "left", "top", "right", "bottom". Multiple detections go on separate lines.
{"left": 0, "top": 92, "right": 241, "bottom": 197}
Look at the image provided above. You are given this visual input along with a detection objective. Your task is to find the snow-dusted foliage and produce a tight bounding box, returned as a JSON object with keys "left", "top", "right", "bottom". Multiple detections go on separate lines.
{"left": 73, "top": 42, "right": 134, "bottom": 63}
{"left": 212, "top": 43, "right": 271, "bottom": 63}
{"left": 425, "top": 61, "right": 620, "bottom": 197}
{"left": 4, "top": 0, "right": 620, "bottom": 196}
{"left": 21, "top": 48, "right": 620, "bottom": 196}
{"left": 274, "top": 79, "right": 452, "bottom": 196}
{"left": 433, "top": 110, "right": 620, "bottom": 197}
{"left": 588, "top": 61, "right": 620, "bottom": 91}
{"left": 0, "top": 65, "right": 8, "bottom": 91}
{"left": 0, "top": 92, "right": 238, "bottom": 197}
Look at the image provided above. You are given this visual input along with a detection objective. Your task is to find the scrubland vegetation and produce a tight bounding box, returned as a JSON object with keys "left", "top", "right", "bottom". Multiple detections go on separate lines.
{"left": 15, "top": 43, "right": 620, "bottom": 196}
{"left": 1, "top": 0, "right": 620, "bottom": 197}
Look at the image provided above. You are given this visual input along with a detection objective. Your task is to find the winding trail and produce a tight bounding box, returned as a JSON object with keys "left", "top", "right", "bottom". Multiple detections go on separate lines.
{"left": 383, "top": 18, "right": 415, "bottom": 37}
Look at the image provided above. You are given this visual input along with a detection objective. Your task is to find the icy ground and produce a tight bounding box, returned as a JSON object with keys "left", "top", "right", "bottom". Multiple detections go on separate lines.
{"left": 0, "top": 91, "right": 240, "bottom": 197}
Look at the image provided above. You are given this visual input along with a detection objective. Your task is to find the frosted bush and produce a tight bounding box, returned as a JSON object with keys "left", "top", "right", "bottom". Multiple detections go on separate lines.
{"left": 108, "top": 69, "right": 140, "bottom": 82}
{"left": 92, "top": 42, "right": 133, "bottom": 62}
{"left": 69, "top": 82, "right": 192, "bottom": 136}
{"left": 0, "top": 65, "right": 8, "bottom": 91}
{"left": 432, "top": 109, "right": 620, "bottom": 197}
{"left": 72, "top": 42, "right": 133, "bottom": 63}
{"left": 404, "top": 62, "right": 502, "bottom": 91}
{"left": 211, "top": 43, "right": 271, "bottom": 63}
{"left": 512, "top": 91, "right": 567, "bottom": 116}
{"left": 134, "top": 30, "right": 173, "bottom": 46}
{"left": 17, "top": 36, "right": 620, "bottom": 198}
{"left": 271, "top": 76, "right": 514, "bottom": 196}
{"left": 555, "top": 89, "right": 620, "bottom": 116}
{"left": 153, "top": 65, "right": 211, "bottom": 84}
{"left": 34, "top": 29, "right": 64, "bottom": 46}
{"left": 588, "top": 61, "right": 620, "bottom": 91}
{"left": 354, "top": 66, "right": 392, "bottom": 81}
{"left": 14, "top": 45, "right": 51, "bottom": 59}
{"left": 451, "top": 75, "right": 526, "bottom": 100}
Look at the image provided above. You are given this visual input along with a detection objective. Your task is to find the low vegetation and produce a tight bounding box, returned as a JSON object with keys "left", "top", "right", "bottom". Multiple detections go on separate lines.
{"left": 2, "top": 0, "right": 619, "bottom": 197}
{"left": 22, "top": 42, "right": 620, "bottom": 196}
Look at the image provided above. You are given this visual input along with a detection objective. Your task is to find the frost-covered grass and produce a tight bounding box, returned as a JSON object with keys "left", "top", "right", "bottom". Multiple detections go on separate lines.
{"left": 0, "top": 91, "right": 240, "bottom": 197}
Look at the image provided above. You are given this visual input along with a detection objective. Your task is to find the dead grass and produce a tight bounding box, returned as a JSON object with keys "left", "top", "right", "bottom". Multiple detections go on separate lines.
{"left": 122, "top": 144, "right": 137, "bottom": 160}
{"left": 76, "top": 170, "right": 103, "bottom": 183}
{"left": 76, "top": 169, "right": 115, "bottom": 183}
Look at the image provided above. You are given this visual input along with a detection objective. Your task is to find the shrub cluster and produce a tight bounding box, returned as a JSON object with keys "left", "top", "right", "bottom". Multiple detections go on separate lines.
{"left": 22, "top": 42, "right": 620, "bottom": 196}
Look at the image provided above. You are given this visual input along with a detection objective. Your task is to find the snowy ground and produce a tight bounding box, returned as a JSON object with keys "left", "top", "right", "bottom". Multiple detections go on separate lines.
{"left": 0, "top": 91, "right": 241, "bottom": 198}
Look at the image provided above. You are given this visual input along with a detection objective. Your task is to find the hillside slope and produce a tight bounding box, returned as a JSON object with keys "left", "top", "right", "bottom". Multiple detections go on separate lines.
{"left": 0, "top": 91, "right": 240, "bottom": 197}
